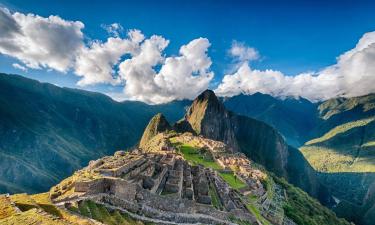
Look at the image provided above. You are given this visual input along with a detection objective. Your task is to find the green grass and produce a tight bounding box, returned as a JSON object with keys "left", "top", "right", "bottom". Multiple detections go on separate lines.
{"left": 78, "top": 200, "right": 145, "bottom": 225}
{"left": 219, "top": 172, "right": 246, "bottom": 190}
{"left": 78, "top": 200, "right": 91, "bottom": 217}
{"left": 245, "top": 202, "right": 271, "bottom": 225}
{"left": 178, "top": 143, "right": 246, "bottom": 190}
{"left": 179, "top": 144, "right": 222, "bottom": 170}
{"left": 300, "top": 145, "right": 375, "bottom": 172}
{"left": 362, "top": 141, "right": 375, "bottom": 147}
{"left": 305, "top": 117, "right": 375, "bottom": 145}
{"left": 208, "top": 184, "right": 223, "bottom": 210}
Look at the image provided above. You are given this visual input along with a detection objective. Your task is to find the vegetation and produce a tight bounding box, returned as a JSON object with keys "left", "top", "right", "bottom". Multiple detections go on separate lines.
{"left": 0, "top": 195, "right": 17, "bottom": 220}
{"left": 273, "top": 176, "right": 350, "bottom": 225}
{"left": 305, "top": 117, "right": 374, "bottom": 145}
{"left": 0, "top": 73, "right": 188, "bottom": 194}
{"left": 301, "top": 117, "right": 375, "bottom": 173}
{"left": 77, "top": 200, "right": 144, "bottom": 225}
{"left": 179, "top": 144, "right": 222, "bottom": 170}
{"left": 0, "top": 192, "right": 93, "bottom": 225}
{"left": 208, "top": 183, "right": 223, "bottom": 210}
{"left": 218, "top": 172, "right": 246, "bottom": 190}
{"left": 177, "top": 142, "right": 246, "bottom": 190}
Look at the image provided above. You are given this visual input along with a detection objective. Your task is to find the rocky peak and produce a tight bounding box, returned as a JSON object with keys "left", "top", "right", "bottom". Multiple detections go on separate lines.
{"left": 184, "top": 90, "right": 239, "bottom": 151}
{"left": 139, "top": 113, "right": 171, "bottom": 149}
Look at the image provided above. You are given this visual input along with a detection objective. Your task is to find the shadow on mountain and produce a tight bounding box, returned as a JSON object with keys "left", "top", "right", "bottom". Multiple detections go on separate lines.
{"left": 317, "top": 171, "right": 375, "bottom": 225}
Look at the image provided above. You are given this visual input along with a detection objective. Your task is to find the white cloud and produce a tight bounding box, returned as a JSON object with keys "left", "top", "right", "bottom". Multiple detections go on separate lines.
{"left": 2, "top": 7, "right": 374, "bottom": 104}
{"left": 119, "top": 37, "right": 214, "bottom": 104}
{"left": 229, "top": 41, "right": 259, "bottom": 62}
{"left": 101, "top": 23, "right": 124, "bottom": 37}
{"left": 12, "top": 63, "right": 27, "bottom": 71}
{"left": 74, "top": 30, "right": 143, "bottom": 86}
{"left": 0, "top": 7, "right": 213, "bottom": 104}
{"left": 0, "top": 8, "right": 84, "bottom": 72}
{"left": 216, "top": 32, "right": 375, "bottom": 101}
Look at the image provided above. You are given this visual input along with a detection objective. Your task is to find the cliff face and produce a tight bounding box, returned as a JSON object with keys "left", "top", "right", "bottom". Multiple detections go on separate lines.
{"left": 179, "top": 89, "right": 327, "bottom": 202}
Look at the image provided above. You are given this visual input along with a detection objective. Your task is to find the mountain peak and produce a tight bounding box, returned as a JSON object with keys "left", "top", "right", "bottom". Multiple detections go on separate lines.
{"left": 195, "top": 89, "right": 218, "bottom": 102}
{"left": 139, "top": 113, "right": 171, "bottom": 149}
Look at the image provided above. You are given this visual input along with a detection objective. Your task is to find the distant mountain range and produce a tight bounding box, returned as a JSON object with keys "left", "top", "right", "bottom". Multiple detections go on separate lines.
{"left": 1, "top": 72, "right": 374, "bottom": 225}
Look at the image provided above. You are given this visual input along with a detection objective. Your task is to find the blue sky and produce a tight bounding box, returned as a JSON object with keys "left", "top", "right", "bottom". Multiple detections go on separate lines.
{"left": 1, "top": 0, "right": 375, "bottom": 103}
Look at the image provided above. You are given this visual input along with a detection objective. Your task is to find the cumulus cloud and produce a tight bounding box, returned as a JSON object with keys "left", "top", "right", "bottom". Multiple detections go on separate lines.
{"left": 0, "top": 7, "right": 213, "bottom": 104}
{"left": 0, "top": 8, "right": 84, "bottom": 72}
{"left": 229, "top": 41, "right": 259, "bottom": 62}
{"left": 74, "top": 29, "right": 143, "bottom": 86}
{"left": 12, "top": 63, "right": 27, "bottom": 71}
{"left": 101, "top": 23, "right": 124, "bottom": 37}
{"left": 216, "top": 32, "right": 375, "bottom": 101}
{"left": 2, "top": 7, "right": 374, "bottom": 104}
{"left": 119, "top": 37, "right": 214, "bottom": 104}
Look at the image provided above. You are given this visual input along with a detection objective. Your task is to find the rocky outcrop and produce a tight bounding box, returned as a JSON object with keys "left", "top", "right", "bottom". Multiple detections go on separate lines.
{"left": 184, "top": 90, "right": 239, "bottom": 151}
{"left": 139, "top": 113, "right": 171, "bottom": 149}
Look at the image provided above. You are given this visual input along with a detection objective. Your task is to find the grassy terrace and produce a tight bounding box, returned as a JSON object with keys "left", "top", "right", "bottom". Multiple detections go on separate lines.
{"left": 218, "top": 172, "right": 246, "bottom": 190}
{"left": 179, "top": 144, "right": 222, "bottom": 170}
{"left": 77, "top": 200, "right": 145, "bottom": 225}
{"left": 245, "top": 198, "right": 271, "bottom": 225}
{"left": 177, "top": 143, "right": 246, "bottom": 190}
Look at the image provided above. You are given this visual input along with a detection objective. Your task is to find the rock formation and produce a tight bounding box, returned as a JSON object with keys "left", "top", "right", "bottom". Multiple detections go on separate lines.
{"left": 139, "top": 113, "right": 171, "bottom": 149}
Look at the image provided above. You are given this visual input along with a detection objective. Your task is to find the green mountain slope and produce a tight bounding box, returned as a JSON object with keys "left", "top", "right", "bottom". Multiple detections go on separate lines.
{"left": 0, "top": 73, "right": 189, "bottom": 194}
{"left": 299, "top": 94, "right": 375, "bottom": 225}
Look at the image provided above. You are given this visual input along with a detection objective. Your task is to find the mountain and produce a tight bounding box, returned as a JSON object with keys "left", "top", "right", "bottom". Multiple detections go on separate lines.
{"left": 139, "top": 113, "right": 171, "bottom": 148}
{"left": 177, "top": 90, "right": 330, "bottom": 204}
{"left": 222, "top": 93, "right": 318, "bottom": 147}
{"left": 299, "top": 94, "right": 375, "bottom": 225}
{"left": 0, "top": 73, "right": 190, "bottom": 194}
{"left": 0, "top": 100, "right": 350, "bottom": 225}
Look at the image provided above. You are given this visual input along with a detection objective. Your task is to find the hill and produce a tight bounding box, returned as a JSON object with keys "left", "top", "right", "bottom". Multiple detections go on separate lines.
{"left": 299, "top": 94, "right": 375, "bottom": 225}
{"left": 0, "top": 73, "right": 189, "bottom": 194}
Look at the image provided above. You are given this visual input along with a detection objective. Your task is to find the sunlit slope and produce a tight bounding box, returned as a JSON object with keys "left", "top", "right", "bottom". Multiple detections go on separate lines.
{"left": 301, "top": 117, "right": 375, "bottom": 172}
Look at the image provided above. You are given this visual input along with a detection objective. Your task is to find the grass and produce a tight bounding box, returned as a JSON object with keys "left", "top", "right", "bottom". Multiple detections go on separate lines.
{"left": 305, "top": 117, "right": 375, "bottom": 145}
{"left": 0, "top": 208, "right": 68, "bottom": 225}
{"left": 179, "top": 144, "right": 222, "bottom": 170}
{"left": 208, "top": 183, "right": 223, "bottom": 210}
{"left": 219, "top": 172, "right": 246, "bottom": 190}
{"left": 0, "top": 195, "right": 18, "bottom": 220}
{"left": 0, "top": 192, "right": 94, "bottom": 225}
{"left": 362, "top": 141, "right": 375, "bottom": 147}
{"left": 300, "top": 145, "right": 375, "bottom": 172}
{"left": 178, "top": 143, "right": 246, "bottom": 190}
{"left": 245, "top": 202, "right": 271, "bottom": 225}
{"left": 77, "top": 200, "right": 144, "bottom": 225}
{"left": 9, "top": 193, "right": 39, "bottom": 212}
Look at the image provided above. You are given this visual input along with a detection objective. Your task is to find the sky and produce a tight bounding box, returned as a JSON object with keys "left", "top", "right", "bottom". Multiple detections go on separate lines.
{"left": 0, "top": 0, "right": 375, "bottom": 104}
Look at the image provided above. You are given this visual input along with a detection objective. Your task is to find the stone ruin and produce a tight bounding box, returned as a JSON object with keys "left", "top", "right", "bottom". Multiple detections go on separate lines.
{"left": 51, "top": 137, "right": 266, "bottom": 224}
